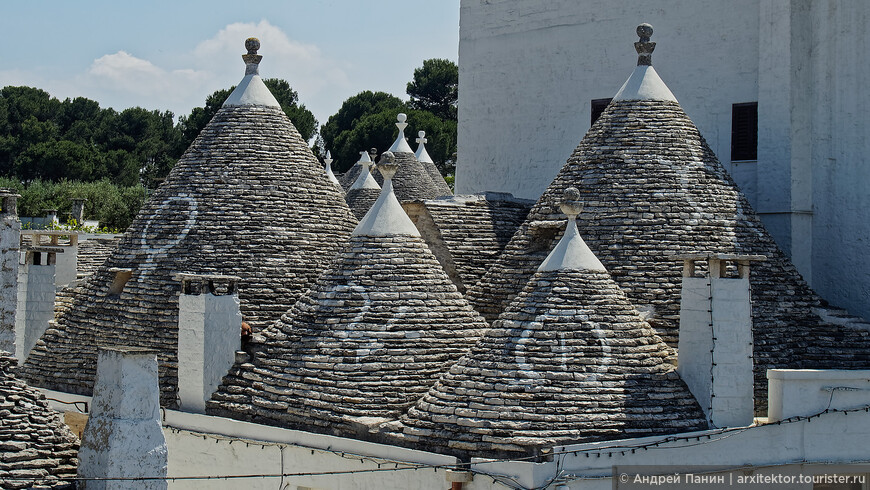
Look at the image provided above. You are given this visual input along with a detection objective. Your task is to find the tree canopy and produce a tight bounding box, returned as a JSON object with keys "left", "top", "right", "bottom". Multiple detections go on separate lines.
{"left": 320, "top": 59, "right": 458, "bottom": 175}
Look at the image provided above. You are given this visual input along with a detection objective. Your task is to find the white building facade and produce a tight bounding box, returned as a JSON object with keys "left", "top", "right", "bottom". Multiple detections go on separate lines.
{"left": 455, "top": 0, "right": 870, "bottom": 320}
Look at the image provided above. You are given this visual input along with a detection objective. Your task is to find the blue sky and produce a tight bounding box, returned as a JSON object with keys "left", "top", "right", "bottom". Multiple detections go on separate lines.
{"left": 0, "top": 0, "right": 460, "bottom": 125}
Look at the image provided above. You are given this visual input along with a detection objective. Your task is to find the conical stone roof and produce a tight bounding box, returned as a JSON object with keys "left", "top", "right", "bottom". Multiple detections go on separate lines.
{"left": 21, "top": 38, "right": 358, "bottom": 406}
{"left": 385, "top": 189, "right": 706, "bottom": 459}
{"left": 345, "top": 150, "right": 382, "bottom": 220}
{"left": 207, "top": 152, "right": 489, "bottom": 438}
{"left": 0, "top": 353, "right": 78, "bottom": 489}
{"left": 387, "top": 114, "right": 443, "bottom": 202}
{"left": 465, "top": 25, "right": 870, "bottom": 413}
{"left": 415, "top": 131, "right": 453, "bottom": 197}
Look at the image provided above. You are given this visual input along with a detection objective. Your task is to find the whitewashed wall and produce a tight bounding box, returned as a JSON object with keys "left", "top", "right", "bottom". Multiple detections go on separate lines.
{"left": 456, "top": 0, "right": 870, "bottom": 321}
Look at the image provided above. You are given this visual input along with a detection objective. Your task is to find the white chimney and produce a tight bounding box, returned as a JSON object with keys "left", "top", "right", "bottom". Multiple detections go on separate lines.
{"left": 77, "top": 347, "right": 168, "bottom": 489}
{"left": 175, "top": 273, "right": 242, "bottom": 413}
{"left": 0, "top": 191, "right": 21, "bottom": 353}
{"left": 14, "top": 247, "right": 60, "bottom": 362}
{"left": 25, "top": 231, "right": 79, "bottom": 288}
{"left": 676, "top": 253, "right": 764, "bottom": 428}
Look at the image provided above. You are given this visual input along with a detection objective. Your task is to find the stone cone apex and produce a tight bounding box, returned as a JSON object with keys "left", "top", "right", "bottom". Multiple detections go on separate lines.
{"left": 0, "top": 353, "right": 78, "bottom": 488}
{"left": 415, "top": 130, "right": 453, "bottom": 197}
{"left": 324, "top": 150, "right": 341, "bottom": 187}
{"left": 207, "top": 167, "right": 489, "bottom": 438}
{"left": 353, "top": 151, "right": 419, "bottom": 237}
{"left": 384, "top": 114, "right": 443, "bottom": 202}
{"left": 537, "top": 187, "right": 606, "bottom": 272}
{"left": 388, "top": 208, "right": 706, "bottom": 458}
{"left": 20, "top": 37, "right": 358, "bottom": 407}
{"left": 465, "top": 23, "right": 870, "bottom": 415}
{"left": 346, "top": 150, "right": 383, "bottom": 220}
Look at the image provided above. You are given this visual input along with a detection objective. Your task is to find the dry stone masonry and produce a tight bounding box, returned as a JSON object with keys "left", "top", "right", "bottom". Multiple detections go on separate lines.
{"left": 20, "top": 39, "right": 358, "bottom": 407}
{"left": 466, "top": 25, "right": 870, "bottom": 413}
{"left": 0, "top": 353, "right": 78, "bottom": 489}
{"left": 208, "top": 154, "right": 489, "bottom": 439}
{"left": 385, "top": 189, "right": 706, "bottom": 459}
{"left": 404, "top": 192, "right": 532, "bottom": 293}
{"left": 344, "top": 150, "right": 382, "bottom": 220}
{"left": 387, "top": 114, "right": 444, "bottom": 202}
{"left": 414, "top": 131, "right": 453, "bottom": 197}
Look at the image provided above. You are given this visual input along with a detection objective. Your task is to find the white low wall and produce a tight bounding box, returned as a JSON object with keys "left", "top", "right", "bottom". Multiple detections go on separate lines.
{"left": 768, "top": 369, "right": 870, "bottom": 423}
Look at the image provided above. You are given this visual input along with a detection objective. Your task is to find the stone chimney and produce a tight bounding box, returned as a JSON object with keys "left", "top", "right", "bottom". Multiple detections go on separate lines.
{"left": 43, "top": 209, "right": 58, "bottom": 228}
{"left": 175, "top": 273, "right": 242, "bottom": 412}
{"left": 78, "top": 347, "right": 168, "bottom": 489}
{"left": 14, "top": 247, "right": 61, "bottom": 362}
{"left": 676, "top": 253, "right": 764, "bottom": 428}
{"left": 0, "top": 190, "right": 21, "bottom": 353}
{"left": 71, "top": 198, "right": 87, "bottom": 224}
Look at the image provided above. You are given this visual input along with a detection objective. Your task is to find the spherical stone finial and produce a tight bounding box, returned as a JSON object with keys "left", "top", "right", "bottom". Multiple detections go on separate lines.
{"left": 245, "top": 37, "right": 261, "bottom": 55}
{"left": 559, "top": 187, "right": 584, "bottom": 217}
{"left": 418, "top": 130, "right": 426, "bottom": 138}
{"left": 377, "top": 151, "right": 399, "bottom": 180}
{"left": 397, "top": 113, "right": 407, "bottom": 123}
{"left": 637, "top": 24, "right": 653, "bottom": 42}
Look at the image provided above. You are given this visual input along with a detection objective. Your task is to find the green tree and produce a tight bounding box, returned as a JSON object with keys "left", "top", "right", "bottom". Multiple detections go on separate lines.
{"left": 406, "top": 59, "right": 458, "bottom": 121}
{"left": 319, "top": 91, "right": 406, "bottom": 171}
{"left": 179, "top": 78, "right": 317, "bottom": 149}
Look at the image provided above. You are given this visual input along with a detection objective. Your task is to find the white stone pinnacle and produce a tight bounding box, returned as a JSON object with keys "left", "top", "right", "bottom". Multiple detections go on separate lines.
{"left": 323, "top": 150, "right": 340, "bottom": 186}
{"left": 538, "top": 188, "right": 607, "bottom": 272}
{"left": 389, "top": 113, "right": 414, "bottom": 153}
{"left": 350, "top": 149, "right": 380, "bottom": 191}
{"left": 223, "top": 38, "right": 281, "bottom": 108}
{"left": 353, "top": 151, "right": 419, "bottom": 237}
{"left": 415, "top": 131, "right": 434, "bottom": 164}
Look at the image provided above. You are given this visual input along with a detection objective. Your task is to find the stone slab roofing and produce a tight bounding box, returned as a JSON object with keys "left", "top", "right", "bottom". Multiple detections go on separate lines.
{"left": 20, "top": 40, "right": 358, "bottom": 407}
{"left": 404, "top": 192, "right": 533, "bottom": 293}
{"left": 414, "top": 131, "right": 453, "bottom": 198}
{"left": 384, "top": 190, "right": 705, "bottom": 459}
{"left": 75, "top": 235, "right": 122, "bottom": 279}
{"left": 388, "top": 115, "right": 444, "bottom": 202}
{"left": 208, "top": 158, "right": 488, "bottom": 439}
{"left": 0, "top": 353, "right": 78, "bottom": 489}
{"left": 465, "top": 26, "right": 870, "bottom": 414}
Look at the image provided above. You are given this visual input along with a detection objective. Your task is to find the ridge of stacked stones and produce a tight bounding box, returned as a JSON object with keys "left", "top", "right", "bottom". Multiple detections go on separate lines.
{"left": 20, "top": 41, "right": 358, "bottom": 407}
{"left": 405, "top": 193, "right": 532, "bottom": 293}
{"left": 0, "top": 353, "right": 78, "bottom": 489}
{"left": 466, "top": 26, "right": 870, "bottom": 413}
{"left": 207, "top": 158, "right": 489, "bottom": 439}
{"left": 385, "top": 189, "right": 706, "bottom": 459}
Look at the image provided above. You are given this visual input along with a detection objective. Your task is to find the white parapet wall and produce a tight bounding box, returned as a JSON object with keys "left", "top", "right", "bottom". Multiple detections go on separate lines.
{"left": 176, "top": 274, "right": 242, "bottom": 413}
{"left": 768, "top": 369, "right": 870, "bottom": 423}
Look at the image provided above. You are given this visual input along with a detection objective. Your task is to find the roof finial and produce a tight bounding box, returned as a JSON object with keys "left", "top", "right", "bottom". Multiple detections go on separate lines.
{"left": 415, "top": 130, "right": 434, "bottom": 163}
{"left": 634, "top": 24, "right": 655, "bottom": 66}
{"left": 389, "top": 114, "right": 414, "bottom": 153}
{"left": 243, "top": 37, "right": 263, "bottom": 75}
{"left": 359, "top": 150, "right": 372, "bottom": 164}
{"left": 368, "top": 148, "right": 378, "bottom": 161}
{"left": 560, "top": 187, "right": 583, "bottom": 220}
{"left": 416, "top": 131, "right": 427, "bottom": 145}
{"left": 537, "top": 186, "right": 606, "bottom": 272}
{"left": 376, "top": 151, "right": 398, "bottom": 180}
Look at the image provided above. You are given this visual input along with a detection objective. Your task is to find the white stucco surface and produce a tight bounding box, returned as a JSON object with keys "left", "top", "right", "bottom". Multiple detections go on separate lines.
{"left": 14, "top": 263, "right": 55, "bottom": 362}
{"left": 678, "top": 272, "right": 754, "bottom": 428}
{"left": 78, "top": 348, "right": 168, "bottom": 490}
{"left": 223, "top": 74, "right": 281, "bottom": 108}
{"left": 612, "top": 65, "right": 677, "bottom": 102}
{"left": 177, "top": 292, "right": 241, "bottom": 413}
{"left": 456, "top": 0, "right": 870, "bottom": 321}
{"left": 353, "top": 180, "right": 420, "bottom": 237}
{"left": 537, "top": 218, "right": 605, "bottom": 272}
{"left": 767, "top": 369, "right": 870, "bottom": 423}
